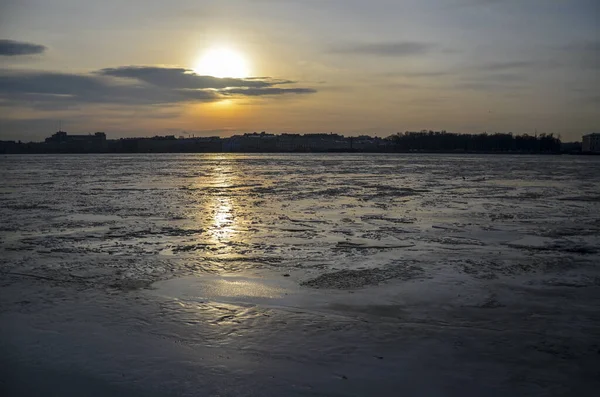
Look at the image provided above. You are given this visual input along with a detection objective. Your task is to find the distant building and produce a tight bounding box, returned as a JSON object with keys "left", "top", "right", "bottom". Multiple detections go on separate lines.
{"left": 224, "top": 132, "right": 277, "bottom": 152}
{"left": 351, "top": 135, "right": 389, "bottom": 151}
{"left": 0, "top": 140, "right": 19, "bottom": 154}
{"left": 173, "top": 136, "right": 222, "bottom": 152}
{"left": 42, "top": 131, "right": 107, "bottom": 153}
{"left": 302, "top": 133, "right": 349, "bottom": 151}
{"left": 45, "top": 131, "right": 106, "bottom": 144}
{"left": 582, "top": 133, "right": 600, "bottom": 153}
{"left": 561, "top": 141, "right": 581, "bottom": 153}
{"left": 276, "top": 133, "right": 301, "bottom": 151}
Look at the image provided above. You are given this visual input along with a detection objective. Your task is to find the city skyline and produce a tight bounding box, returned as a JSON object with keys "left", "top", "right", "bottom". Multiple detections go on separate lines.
{"left": 1, "top": 0, "right": 599, "bottom": 142}
{"left": 0, "top": 129, "right": 569, "bottom": 155}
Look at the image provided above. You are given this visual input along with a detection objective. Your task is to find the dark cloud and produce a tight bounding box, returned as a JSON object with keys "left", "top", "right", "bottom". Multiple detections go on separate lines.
{"left": 99, "top": 66, "right": 294, "bottom": 89}
{"left": 480, "top": 73, "right": 528, "bottom": 83}
{"left": 222, "top": 87, "right": 317, "bottom": 96}
{"left": 332, "top": 41, "right": 435, "bottom": 57}
{"left": 0, "top": 39, "right": 46, "bottom": 56}
{"left": 0, "top": 66, "right": 316, "bottom": 109}
{"left": 479, "top": 61, "right": 537, "bottom": 71}
{"left": 0, "top": 70, "right": 218, "bottom": 108}
{"left": 0, "top": 71, "right": 107, "bottom": 96}
{"left": 389, "top": 61, "right": 538, "bottom": 83}
{"left": 455, "top": 78, "right": 527, "bottom": 91}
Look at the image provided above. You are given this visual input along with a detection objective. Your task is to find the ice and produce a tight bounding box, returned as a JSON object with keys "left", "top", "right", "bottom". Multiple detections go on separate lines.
{"left": 1, "top": 153, "right": 599, "bottom": 286}
{"left": 1, "top": 153, "right": 600, "bottom": 395}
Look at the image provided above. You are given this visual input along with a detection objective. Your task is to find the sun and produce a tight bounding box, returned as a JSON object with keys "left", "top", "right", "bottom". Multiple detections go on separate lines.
{"left": 194, "top": 48, "right": 250, "bottom": 78}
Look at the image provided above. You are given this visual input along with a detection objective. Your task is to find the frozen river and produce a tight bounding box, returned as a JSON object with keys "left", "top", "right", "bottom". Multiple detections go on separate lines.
{"left": 1, "top": 153, "right": 600, "bottom": 396}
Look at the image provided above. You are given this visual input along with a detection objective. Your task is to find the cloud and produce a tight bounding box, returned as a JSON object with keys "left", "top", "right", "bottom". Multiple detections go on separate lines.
{"left": 386, "top": 60, "right": 540, "bottom": 85}
{"left": 0, "top": 70, "right": 218, "bottom": 108}
{"left": 454, "top": 77, "right": 527, "bottom": 91}
{"left": 0, "top": 39, "right": 46, "bottom": 56}
{"left": 332, "top": 41, "right": 435, "bottom": 57}
{"left": 98, "top": 66, "right": 294, "bottom": 89}
{"left": 478, "top": 61, "right": 537, "bottom": 71}
{"left": 0, "top": 66, "right": 316, "bottom": 109}
{"left": 402, "top": 71, "right": 452, "bottom": 78}
{"left": 222, "top": 87, "right": 317, "bottom": 96}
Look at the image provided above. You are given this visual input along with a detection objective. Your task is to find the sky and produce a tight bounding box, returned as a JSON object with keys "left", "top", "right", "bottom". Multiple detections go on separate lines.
{"left": 0, "top": 0, "right": 598, "bottom": 142}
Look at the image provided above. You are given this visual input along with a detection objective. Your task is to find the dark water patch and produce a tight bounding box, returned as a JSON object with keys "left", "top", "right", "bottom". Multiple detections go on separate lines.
{"left": 50, "top": 247, "right": 102, "bottom": 254}
{"left": 505, "top": 241, "right": 598, "bottom": 255}
{"left": 457, "top": 256, "right": 591, "bottom": 279}
{"left": 9, "top": 181, "right": 56, "bottom": 186}
{"left": 558, "top": 196, "right": 600, "bottom": 202}
{"left": 279, "top": 227, "right": 314, "bottom": 232}
{"left": 360, "top": 215, "right": 415, "bottom": 224}
{"left": 540, "top": 277, "right": 600, "bottom": 288}
{"left": 283, "top": 216, "right": 328, "bottom": 224}
{"left": 363, "top": 185, "right": 425, "bottom": 199}
{"left": 248, "top": 186, "right": 281, "bottom": 196}
{"left": 292, "top": 187, "right": 352, "bottom": 199}
{"left": 171, "top": 243, "right": 216, "bottom": 253}
{"left": 4, "top": 246, "right": 36, "bottom": 252}
{"left": 184, "top": 183, "right": 265, "bottom": 192}
{"left": 328, "top": 303, "right": 406, "bottom": 319}
{"left": 106, "top": 227, "right": 204, "bottom": 239}
{"left": 489, "top": 213, "right": 515, "bottom": 221}
{"left": 478, "top": 295, "right": 506, "bottom": 309}
{"left": 427, "top": 236, "right": 486, "bottom": 247}
{"left": 378, "top": 226, "right": 415, "bottom": 234}
{"left": 301, "top": 262, "right": 423, "bottom": 289}
{"left": 2, "top": 256, "right": 178, "bottom": 290}
{"left": 109, "top": 279, "right": 154, "bottom": 291}
{"left": 4, "top": 203, "right": 52, "bottom": 210}
{"left": 315, "top": 187, "right": 351, "bottom": 197}
{"left": 480, "top": 193, "right": 546, "bottom": 200}
{"left": 89, "top": 187, "right": 164, "bottom": 192}
{"left": 51, "top": 220, "right": 118, "bottom": 229}
{"left": 179, "top": 172, "right": 210, "bottom": 178}
{"left": 540, "top": 227, "right": 600, "bottom": 238}
{"left": 334, "top": 241, "right": 415, "bottom": 251}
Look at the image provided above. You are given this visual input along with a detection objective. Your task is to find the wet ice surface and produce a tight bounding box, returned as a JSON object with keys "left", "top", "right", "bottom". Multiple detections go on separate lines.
{"left": 1, "top": 154, "right": 600, "bottom": 396}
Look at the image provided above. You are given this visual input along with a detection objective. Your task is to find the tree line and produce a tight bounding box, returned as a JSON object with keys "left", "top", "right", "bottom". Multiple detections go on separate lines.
{"left": 387, "top": 130, "right": 561, "bottom": 153}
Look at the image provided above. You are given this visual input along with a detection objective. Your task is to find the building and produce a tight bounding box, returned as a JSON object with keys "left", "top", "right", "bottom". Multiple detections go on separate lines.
{"left": 224, "top": 132, "right": 277, "bottom": 152}
{"left": 173, "top": 137, "right": 222, "bottom": 152}
{"left": 351, "top": 135, "right": 390, "bottom": 151}
{"left": 43, "top": 131, "right": 107, "bottom": 152}
{"left": 301, "top": 133, "right": 350, "bottom": 151}
{"left": 582, "top": 133, "right": 600, "bottom": 153}
{"left": 276, "top": 133, "right": 301, "bottom": 151}
{"left": 0, "top": 140, "right": 19, "bottom": 154}
{"left": 45, "top": 131, "right": 106, "bottom": 144}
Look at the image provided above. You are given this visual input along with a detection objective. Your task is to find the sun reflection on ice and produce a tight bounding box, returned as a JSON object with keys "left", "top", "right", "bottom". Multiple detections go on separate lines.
{"left": 211, "top": 196, "right": 235, "bottom": 241}
{"left": 203, "top": 157, "right": 240, "bottom": 248}
{"left": 188, "top": 155, "right": 258, "bottom": 262}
